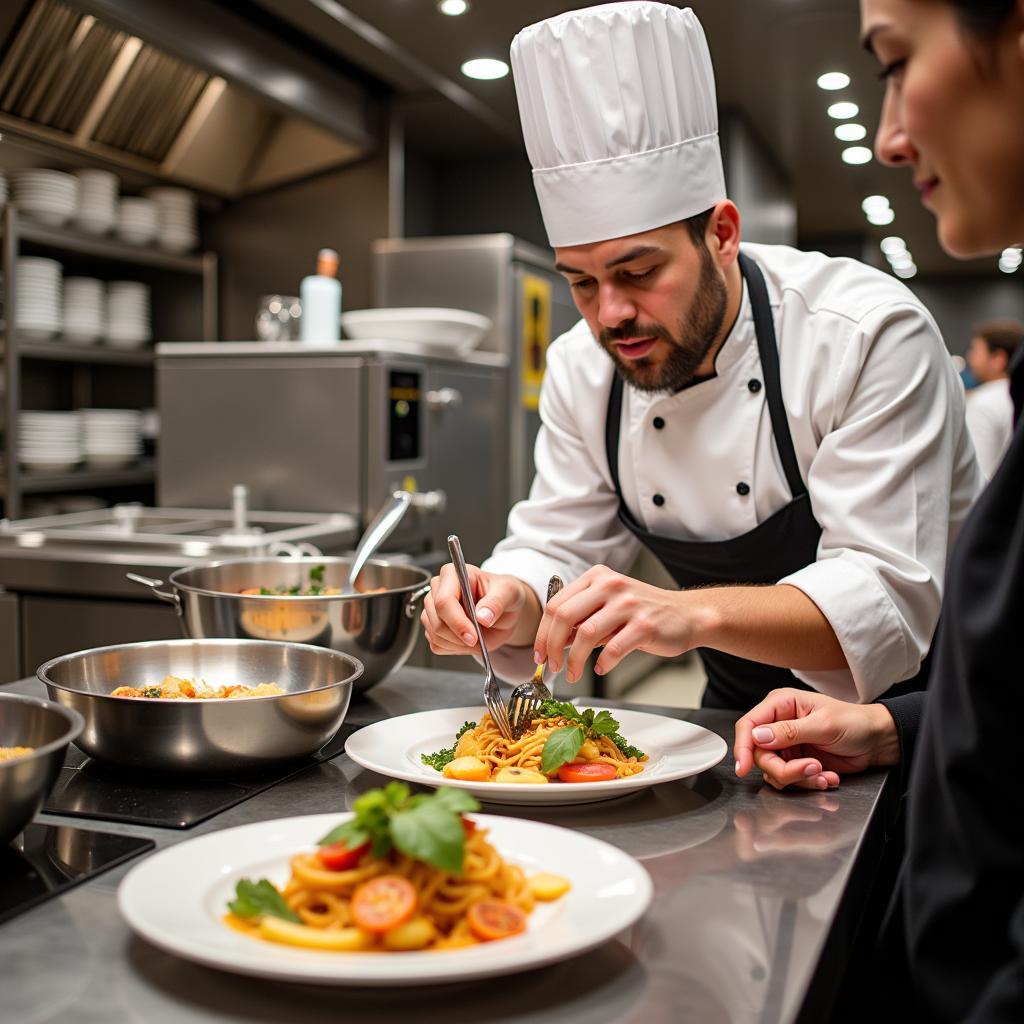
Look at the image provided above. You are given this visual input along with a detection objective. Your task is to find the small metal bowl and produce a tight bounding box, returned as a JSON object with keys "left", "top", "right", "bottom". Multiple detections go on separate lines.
{"left": 0, "top": 693, "right": 84, "bottom": 843}
{"left": 37, "top": 638, "right": 362, "bottom": 775}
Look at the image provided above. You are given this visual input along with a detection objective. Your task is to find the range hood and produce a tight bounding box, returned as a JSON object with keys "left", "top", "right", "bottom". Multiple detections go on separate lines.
{"left": 0, "top": 0, "right": 379, "bottom": 197}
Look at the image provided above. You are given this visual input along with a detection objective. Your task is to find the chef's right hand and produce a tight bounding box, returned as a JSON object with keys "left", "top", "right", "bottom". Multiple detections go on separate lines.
{"left": 422, "top": 564, "right": 540, "bottom": 654}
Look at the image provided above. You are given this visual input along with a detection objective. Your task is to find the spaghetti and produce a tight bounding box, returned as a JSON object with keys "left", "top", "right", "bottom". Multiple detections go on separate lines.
{"left": 225, "top": 821, "right": 563, "bottom": 952}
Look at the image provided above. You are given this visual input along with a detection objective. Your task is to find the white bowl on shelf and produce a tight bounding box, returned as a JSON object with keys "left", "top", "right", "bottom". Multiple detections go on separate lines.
{"left": 339, "top": 307, "right": 492, "bottom": 352}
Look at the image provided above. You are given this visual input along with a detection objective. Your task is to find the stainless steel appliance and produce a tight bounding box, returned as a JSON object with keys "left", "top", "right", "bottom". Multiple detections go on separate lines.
{"left": 0, "top": 502, "right": 358, "bottom": 679}
{"left": 372, "top": 234, "right": 579, "bottom": 503}
{"left": 155, "top": 341, "right": 509, "bottom": 563}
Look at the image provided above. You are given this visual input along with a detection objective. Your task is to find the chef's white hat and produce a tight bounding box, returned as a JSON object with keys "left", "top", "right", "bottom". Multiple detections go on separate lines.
{"left": 511, "top": 2, "right": 726, "bottom": 248}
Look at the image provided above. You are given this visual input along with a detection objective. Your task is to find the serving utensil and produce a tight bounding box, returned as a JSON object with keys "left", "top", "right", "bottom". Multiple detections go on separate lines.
{"left": 446, "top": 534, "right": 513, "bottom": 741}
{"left": 507, "top": 574, "right": 563, "bottom": 739}
{"left": 343, "top": 491, "right": 412, "bottom": 595}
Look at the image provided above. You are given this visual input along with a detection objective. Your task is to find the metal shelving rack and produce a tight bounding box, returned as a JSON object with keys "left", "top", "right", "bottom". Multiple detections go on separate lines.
{"left": 0, "top": 204, "right": 218, "bottom": 518}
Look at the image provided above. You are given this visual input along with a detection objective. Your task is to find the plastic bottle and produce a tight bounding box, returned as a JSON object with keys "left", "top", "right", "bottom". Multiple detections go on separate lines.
{"left": 299, "top": 248, "right": 342, "bottom": 343}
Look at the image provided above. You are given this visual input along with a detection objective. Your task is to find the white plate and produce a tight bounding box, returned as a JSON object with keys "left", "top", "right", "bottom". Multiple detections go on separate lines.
{"left": 340, "top": 307, "right": 492, "bottom": 351}
{"left": 117, "top": 812, "right": 652, "bottom": 986}
{"left": 345, "top": 705, "right": 727, "bottom": 806}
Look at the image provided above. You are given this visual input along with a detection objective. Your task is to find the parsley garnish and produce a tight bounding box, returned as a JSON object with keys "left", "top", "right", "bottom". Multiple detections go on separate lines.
{"left": 420, "top": 721, "right": 477, "bottom": 771}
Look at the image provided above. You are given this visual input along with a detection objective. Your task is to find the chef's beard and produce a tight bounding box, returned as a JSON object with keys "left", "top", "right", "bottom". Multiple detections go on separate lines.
{"left": 599, "top": 246, "right": 728, "bottom": 394}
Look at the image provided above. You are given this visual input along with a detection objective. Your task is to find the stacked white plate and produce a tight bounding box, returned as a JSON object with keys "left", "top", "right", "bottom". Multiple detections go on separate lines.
{"left": 143, "top": 186, "right": 198, "bottom": 253}
{"left": 79, "top": 409, "right": 143, "bottom": 468}
{"left": 12, "top": 169, "right": 79, "bottom": 227}
{"left": 117, "top": 197, "right": 159, "bottom": 246}
{"left": 62, "top": 277, "right": 105, "bottom": 345}
{"left": 105, "top": 281, "right": 151, "bottom": 348}
{"left": 18, "top": 411, "right": 82, "bottom": 473}
{"left": 16, "top": 257, "right": 63, "bottom": 340}
{"left": 73, "top": 169, "right": 119, "bottom": 235}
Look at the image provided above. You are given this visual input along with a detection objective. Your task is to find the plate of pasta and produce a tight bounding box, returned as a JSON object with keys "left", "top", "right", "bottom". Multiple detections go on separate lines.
{"left": 344, "top": 703, "right": 728, "bottom": 805}
{"left": 117, "top": 784, "right": 652, "bottom": 985}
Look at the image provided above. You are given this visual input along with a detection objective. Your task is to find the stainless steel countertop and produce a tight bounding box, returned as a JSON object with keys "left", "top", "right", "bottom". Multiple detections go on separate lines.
{"left": 0, "top": 668, "right": 893, "bottom": 1024}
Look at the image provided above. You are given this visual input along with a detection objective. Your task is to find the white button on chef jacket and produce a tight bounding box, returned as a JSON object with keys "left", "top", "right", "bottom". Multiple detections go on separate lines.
{"left": 483, "top": 242, "right": 983, "bottom": 702}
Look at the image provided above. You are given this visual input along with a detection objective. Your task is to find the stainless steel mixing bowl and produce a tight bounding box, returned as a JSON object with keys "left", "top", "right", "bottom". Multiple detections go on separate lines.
{"left": 130, "top": 557, "right": 431, "bottom": 696}
{"left": 37, "top": 638, "right": 362, "bottom": 774}
{"left": 0, "top": 693, "right": 84, "bottom": 843}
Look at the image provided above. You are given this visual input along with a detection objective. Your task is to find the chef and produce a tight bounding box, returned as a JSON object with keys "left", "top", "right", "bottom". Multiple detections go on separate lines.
{"left": 421, "top": 1, "right": 981, "bottom": 710}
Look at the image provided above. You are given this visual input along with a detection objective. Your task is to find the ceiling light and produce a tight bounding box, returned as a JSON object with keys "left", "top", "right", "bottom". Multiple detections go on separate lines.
{"left": 827, "top": 101, "right": 859, "bottom": 120}
{"left": 867, "top": 208, "right": 896, "bottom": 226}
{"left": 999, "top": 261, "right": 1019, "bottom": 274}
{"left": 862, "top": 195, "right": 890, "bottom": 215}
{"left": 841, "top": 146, "right": 873, "bottom": 165}
{"left": 438, "top": 0, "right": 469, "bottom": 13}
{"left": 835, "top": 123, "right": 867, "bottom": 142}
{"left": 894, "top": 263, "right": 918, "bottom": 279}
{"left": 880, "top": 236, "right": 907, "bottom": 255}
{"left": 817, "top": 72, "right": 851, "bottom": 91}
{"left": 461, "top": 57, "right": 509, "bottom": 80}
{"left": 890, "top": 253, "right": 914, "bottom": 270}
{"left": 1001, "top": 247, "right": 1022, "bottom": 260}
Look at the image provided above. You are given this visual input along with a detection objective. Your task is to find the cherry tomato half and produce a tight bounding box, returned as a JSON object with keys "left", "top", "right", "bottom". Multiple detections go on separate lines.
{"left": 316, "top": 839, "right": 371, "bottom": 871}
{"left": 557, "top": 762, "right": 618, "bottom": 783}
{"left": 466, "top": 900, "right": 528, "bottom": 942}
{"left": 462, "top": 816, "right": 477, "bottom": 837}
{"left": 351, "top": 875, "right": 417, "bottom": 933}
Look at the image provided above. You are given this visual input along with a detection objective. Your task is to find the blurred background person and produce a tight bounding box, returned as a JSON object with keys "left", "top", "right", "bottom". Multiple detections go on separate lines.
{"left": 964, "top": 318, "right": 1022, "bottom": 478}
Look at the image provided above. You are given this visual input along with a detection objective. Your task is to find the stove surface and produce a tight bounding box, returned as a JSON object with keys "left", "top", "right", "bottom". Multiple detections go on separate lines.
{"left": 0, "top": 823, "right": 153, "bottom": 925}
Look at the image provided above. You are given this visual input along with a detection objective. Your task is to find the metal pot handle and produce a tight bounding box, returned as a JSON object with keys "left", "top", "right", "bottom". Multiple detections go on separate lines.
{"left": 126, "top": 573, "right": 182, "bottom": 614}
{"left": 405, "top": 583, "right": 432, "bottom": 619}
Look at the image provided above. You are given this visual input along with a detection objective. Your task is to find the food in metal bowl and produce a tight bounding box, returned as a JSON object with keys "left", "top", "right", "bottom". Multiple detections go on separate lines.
{"left": 110, "top": 676, "right": 284, "bottom": 700}
{"left": 0, "top": 746, "right": 34, "bottom": 762}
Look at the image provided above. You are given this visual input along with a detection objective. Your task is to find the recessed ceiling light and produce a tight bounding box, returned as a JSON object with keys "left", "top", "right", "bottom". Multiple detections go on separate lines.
{"left": 1001, "top": 247, "right": 1022, "bottom": 260}
{"left": 827, "top": 101, "right": 859, "bottom": 119}
{"left": 438, "top": 0, "right": 469, "bottom": 13}
{"left": 835, "top": 123, "right": 867, "bottom": 142}
{"left": 894, "top": 263, "right": 918, "bottom": 279}
{"left": 880, "top": 236, "right": 907, "bottom": 255}
{"left": 461, "top": 57, "right": 509, "bottom": 80}
{"left": 817, "top": 72, "right": 850, "bottom": 91}
{"left": 999, "top": 260, "right": 1020, "bottom": 274}
{"left": 890, "top": 253, "right": 915, "bottom": 270}
{"left": 841, "top": 146, "right": 873, "bottom": 165}
{"left": 862, "top": 195, "right": 890, "bottom": 215}
{"left": 867, "top": 208, "right": 896, "bottom": 226}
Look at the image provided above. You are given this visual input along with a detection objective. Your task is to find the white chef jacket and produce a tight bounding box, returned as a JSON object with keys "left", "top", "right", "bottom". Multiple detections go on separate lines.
{"left": 964, "top": 377, "right": 1013, "bottom": 481}
{"left": 482, "top": 242, "right": 982, "bottom": 702}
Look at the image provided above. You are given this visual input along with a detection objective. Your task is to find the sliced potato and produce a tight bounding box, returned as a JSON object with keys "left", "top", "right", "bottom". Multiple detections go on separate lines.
{"left": 381, "top": 916, "right": 437, "bottom": 951}
{"left": 529, "top": 873, "right": 572, "bottom": 901}
{"left": 493, "top": 766, "right": 549, "bottom": 785}
{"left": 572, "top": 739, "right": 600, "bottom": 763}
{"left": 259, "top": 916, "right": 374, "bottom": 951}
{"left": 443, "top": 756, "right": 491, "bottom": 782}
{"left": 455, "top": 731, "right": 481, "bottom": 758}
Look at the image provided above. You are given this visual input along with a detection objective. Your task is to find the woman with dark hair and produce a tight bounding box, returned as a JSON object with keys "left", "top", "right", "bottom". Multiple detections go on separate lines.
{"left": 734, "top": 1, "right": 1024, "bottom": 1019}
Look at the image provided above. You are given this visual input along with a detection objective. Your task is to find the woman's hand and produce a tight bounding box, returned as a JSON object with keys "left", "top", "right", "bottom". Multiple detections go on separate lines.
{"left": 733, "top": 687, "right": 901, "bottom": 791}
{"left": 421, "top": 564, "right": 541, "bottom": 655}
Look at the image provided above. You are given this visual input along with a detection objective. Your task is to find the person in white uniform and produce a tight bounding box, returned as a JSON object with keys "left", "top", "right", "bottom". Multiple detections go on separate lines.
{"left": 963, "top": 319, "right": 1020, "bottom": 479}
{"left": 421, "top": 1, "right": 981, "bottom": 710}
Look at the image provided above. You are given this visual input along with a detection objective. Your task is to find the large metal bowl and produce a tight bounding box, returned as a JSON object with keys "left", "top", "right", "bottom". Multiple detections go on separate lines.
{"left": 37, "top": 638, "right": 362, "bottom": 774}
{"left": 0, "top": 693, "right": 84, "bottom": 843}
{"left": 132, "top": 557, "right": 430, "bottom": 696}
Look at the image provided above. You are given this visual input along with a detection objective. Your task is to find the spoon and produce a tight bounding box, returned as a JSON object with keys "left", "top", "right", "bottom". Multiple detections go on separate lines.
{"left": 343, "top": 491, "right": 413, "bottom": 595}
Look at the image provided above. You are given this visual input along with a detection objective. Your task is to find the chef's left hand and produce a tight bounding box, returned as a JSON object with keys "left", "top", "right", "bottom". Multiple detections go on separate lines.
{"left": 533, "top": 565, "right": 704, "bottom": 683}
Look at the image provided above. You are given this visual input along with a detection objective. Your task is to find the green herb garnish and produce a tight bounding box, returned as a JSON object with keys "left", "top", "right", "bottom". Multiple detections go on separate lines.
{"left": 316, "top": 782, "right": 479, "bottom": 874}
{"left": 537, "top": 700, "right": 645, "bottom": 773}
{"left": 309, "top": 564, "right": 325, "bottom": 584}
{"left": 228, "top": 878, "right": 301, "bottom": 922}
{"left": 420, "top": 721, "right": 477, "bottom": 772}
{"left": 142, "top": 686, "right": 162, "bottom": 698}
{"left": 258, "top": 586, "right": 274, "bottom": 596}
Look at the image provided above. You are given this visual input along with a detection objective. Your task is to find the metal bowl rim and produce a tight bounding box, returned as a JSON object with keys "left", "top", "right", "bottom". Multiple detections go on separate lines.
{"left": 35, "top": 638, "right": 365, "bottom": 703}
{"left": 0, "top": 691, "right": 85, "bottom": 760}
{"left": 166, "top": 556, "right": 431, "bottom": 601}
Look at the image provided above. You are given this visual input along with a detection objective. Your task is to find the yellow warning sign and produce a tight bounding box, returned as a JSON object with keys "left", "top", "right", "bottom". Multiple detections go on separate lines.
{"left": 521, "top": 274, "right": 552, "bottom": 411}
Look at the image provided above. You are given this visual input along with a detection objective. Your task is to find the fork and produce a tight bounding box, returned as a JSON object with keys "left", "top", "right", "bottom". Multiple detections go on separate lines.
{"left": 507, "top": 574, "right": 564, "bottom": 739}
{"left": 447, "top": 534, "right": 514, "bottom": 741}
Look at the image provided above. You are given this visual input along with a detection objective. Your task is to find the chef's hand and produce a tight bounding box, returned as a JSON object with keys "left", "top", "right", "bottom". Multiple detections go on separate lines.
{"left": 421, "top": 563, "right": 541, "bottom": 655}
{"left": 533, "top": 565, "right": 702, "bottom": 683}
{"left": 733, "top": 688, "right": 901, "bottom": 791}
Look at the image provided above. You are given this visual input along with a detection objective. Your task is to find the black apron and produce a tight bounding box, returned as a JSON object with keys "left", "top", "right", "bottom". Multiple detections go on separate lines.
{"left": 604, "top": 252, "right": 924, "bottom": 709}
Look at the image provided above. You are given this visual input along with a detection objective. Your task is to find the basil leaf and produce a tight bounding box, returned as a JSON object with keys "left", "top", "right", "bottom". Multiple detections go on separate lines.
{"left": 433, "top": 787, "right": 480, "bottom": 815}
{"left": 540, "top": 725, "right": 585, "bottom": 774}
{"left": 317, "top": 822, "right": 368, "bottom": 848}
{"left": 228, "top": 878, "right": 300, "bottom": 922}
{"left": 391, "top": 802, "right": 465, "bottom": 874}
{"left": 591, "top": 710, "right": 620, "bottom": 737}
